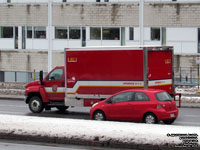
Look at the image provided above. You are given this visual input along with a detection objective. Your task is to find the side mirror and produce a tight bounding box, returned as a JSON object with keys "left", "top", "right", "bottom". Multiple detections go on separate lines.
{"left": 106, "top": 98, "right": 112, "bottom": 104}
{"left": 39, "top": 70, "right": 44, "bottom": 85}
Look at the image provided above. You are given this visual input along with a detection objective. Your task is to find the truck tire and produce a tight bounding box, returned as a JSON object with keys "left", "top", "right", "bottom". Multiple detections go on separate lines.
{"left": 93, "top": 110, "right": 106, "bottom": 121}
{"left": 163, "top": 119, "right": 175, "bottom": 125}
{"left": 143, "top": 113, "right": 158, "bottom": 124}
{"left": 56, "top": 106, "right": 69, "bottom": 112}
{"left": 29, "top": 96, "right": 44, "bottom": 113}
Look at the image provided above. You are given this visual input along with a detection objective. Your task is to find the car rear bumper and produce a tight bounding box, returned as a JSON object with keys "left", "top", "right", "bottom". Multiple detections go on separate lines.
{"left": 155, "top": 109, "right": 179, "bottom": 121}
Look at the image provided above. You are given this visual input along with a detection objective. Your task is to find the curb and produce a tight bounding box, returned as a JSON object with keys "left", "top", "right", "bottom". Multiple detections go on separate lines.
{"left": 1, "top": 133, "right": 198, "bottom": 150}
{"left": 0, "top": 95, "right": 24, "bottom": 101}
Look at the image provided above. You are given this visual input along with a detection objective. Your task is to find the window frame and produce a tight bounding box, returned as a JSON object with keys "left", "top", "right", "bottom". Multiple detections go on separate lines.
{"left": 46, "top": 68, "right": 64, "bottom": 81}
{"left": 151, "top": 27, "right": 161, "bottom": 41}
{"left": 0, "top": 26, "right": 13, "bottom": 38}
{"left": 106, "top": 92, "right": 135, "bottom": 104}
{"left": 27, "top": 26, "right": 33, "bottom": 39}
{"left": 69, "top": 27, "right": 81, "bottom": 40}
{"left": 90, "top": 27, "right": 101, "bottom": 40}
{"left": 55, "top": 27, "right": 68, "bottom": 39}
{"left": 129, "top": 27, "right": 134, "bottom": 40}
{"left": 134, "top": 92, "right": 150, "bottom": 101}
{"left": 34, "top": 26, "right": 46, "bottom": 39}
{"left": 102, "top": 27, "right": 120, "bottom": 40}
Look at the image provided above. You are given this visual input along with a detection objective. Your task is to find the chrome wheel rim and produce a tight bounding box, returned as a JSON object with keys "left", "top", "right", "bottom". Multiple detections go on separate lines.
{"left": 145, "top": 115, "right": 155, "bottom": 124}
{"left": 31, "top": 100, "right": 40, "bottom": 111}
{"left": 94, "top": 112, "right": 104, "bottom": 120}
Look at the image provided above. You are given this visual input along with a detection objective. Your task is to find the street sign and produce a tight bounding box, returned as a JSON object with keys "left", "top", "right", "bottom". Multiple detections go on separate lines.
{"left": 196, "top": 57, "right": 200, "bottom": 64}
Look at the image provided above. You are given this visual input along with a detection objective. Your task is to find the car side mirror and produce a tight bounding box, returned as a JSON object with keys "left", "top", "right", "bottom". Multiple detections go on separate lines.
{"left": 106, "top": 98, "right": 112, "bottom": 104}
{"left": 39, "top": 70, "right": 44, "bottom": 85}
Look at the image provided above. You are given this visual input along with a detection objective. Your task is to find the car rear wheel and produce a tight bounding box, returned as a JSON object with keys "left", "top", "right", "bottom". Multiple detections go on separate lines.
{"left": 143, "top": 113, "right": 157, "bottom": 124}
{"left": 93, "top": 110, "right": 106, "bottom": 121}
{"left": 163, "top": 119, "right": 175, "bottom": 125}
{"left": 29, "top": 96, "right": 44, "bottom": 113}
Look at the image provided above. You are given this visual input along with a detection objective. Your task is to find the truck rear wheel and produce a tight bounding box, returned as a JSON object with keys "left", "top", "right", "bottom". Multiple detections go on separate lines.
{"left": 29, "top": 96, "right": 44, "bottom": 113}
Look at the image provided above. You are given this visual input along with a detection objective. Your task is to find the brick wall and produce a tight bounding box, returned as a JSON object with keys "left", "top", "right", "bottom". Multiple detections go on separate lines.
{"left": 0, "top": 50, "right": 64, "bottom": 72}
{"left": 0, "top": 50, "right": 198, "bottom": 72}
{"left": 0, "top": 3, "right": 200, "bottom": 27}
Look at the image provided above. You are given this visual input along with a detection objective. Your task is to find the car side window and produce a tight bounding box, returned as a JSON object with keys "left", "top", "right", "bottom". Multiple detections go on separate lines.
{"left": 108, "top": 92, "right": 135, "bottom": 103}
{"left": 46, "top": 68, "right": 63, "bottom": 81}
{"left": 134, "top": 92, "right": 150, "bottom": 101}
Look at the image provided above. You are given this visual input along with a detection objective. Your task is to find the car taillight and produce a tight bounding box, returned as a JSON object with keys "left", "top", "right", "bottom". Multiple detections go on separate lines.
{"left": 157, "top": 104, "right": 165, "bottom": 109}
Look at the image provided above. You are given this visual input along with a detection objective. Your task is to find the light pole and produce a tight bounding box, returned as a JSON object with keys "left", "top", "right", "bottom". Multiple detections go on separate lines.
{"left": 48, "top": 0, "right": 52, "bottom": 72}
{"left": 139, "top": 0, "right": 144, "bottom": 46}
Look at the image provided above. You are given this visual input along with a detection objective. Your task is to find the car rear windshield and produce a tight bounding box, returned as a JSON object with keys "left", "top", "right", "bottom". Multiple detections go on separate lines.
{"left": 155, "top": 92, "right": 172, "bottom": 101}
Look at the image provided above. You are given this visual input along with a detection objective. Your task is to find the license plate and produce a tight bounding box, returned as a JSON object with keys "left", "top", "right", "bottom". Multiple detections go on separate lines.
{"left": 170, "top": 113, "right": 175, "bottom": 117}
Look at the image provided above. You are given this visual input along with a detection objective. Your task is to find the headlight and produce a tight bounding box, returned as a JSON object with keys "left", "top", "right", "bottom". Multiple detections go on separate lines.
{"left": 92, "top": 102, "right": 98, "bottom": 108}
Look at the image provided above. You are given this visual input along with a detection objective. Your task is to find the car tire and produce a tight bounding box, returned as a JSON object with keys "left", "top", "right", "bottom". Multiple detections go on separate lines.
{"left": 93, "top": 110, "right": 106, "bottom": 121}
{"left": 56, "top": 106, "right": 69, "bottom": 112}
{"left": 163, "top": 119, "right": 175, "bottom": 125}
{"left": 143, "top": 113, "right": 158, "bottom": 124}
{"left": 29, "top": 96, "right": 44, "bottom": 113}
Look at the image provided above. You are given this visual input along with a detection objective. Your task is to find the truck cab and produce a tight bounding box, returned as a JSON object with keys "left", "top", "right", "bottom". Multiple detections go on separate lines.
{"left": 25, "top": 66, "right": 67, "bottom": 113}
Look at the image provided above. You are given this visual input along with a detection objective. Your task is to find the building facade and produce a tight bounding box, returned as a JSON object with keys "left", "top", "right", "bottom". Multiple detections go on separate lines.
{"left": 0, "top": 0, "right": 200, "bottom": 82}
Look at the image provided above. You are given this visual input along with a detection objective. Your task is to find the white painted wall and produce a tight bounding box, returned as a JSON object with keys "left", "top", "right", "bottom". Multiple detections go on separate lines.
{"left": 0, "top": 39, "right": 14, "bottom": 49}
{"left": 166, "top": 28, "right": 197, "bottom": 54}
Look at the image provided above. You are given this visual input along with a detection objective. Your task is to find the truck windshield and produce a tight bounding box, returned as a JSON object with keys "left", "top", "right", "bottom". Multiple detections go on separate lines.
{"left": 46, "top": 68, "right": 63, "bottom": 81}
{"left": 155, "top": 92, "right": 172, "bottom": 102}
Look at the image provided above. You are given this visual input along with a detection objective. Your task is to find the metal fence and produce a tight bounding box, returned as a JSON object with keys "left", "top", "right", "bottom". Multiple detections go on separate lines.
{"left": 174, "top": 67, "right": 200, "bottom": 86}
{"left": 0, "top": 71, "right": 47, "bottom": 83}
{"left": 0, "top": 68, "right": 200, "bottom": 86}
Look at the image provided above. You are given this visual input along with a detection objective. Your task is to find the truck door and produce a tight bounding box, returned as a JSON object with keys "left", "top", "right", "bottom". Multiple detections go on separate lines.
{"left": 148, "top": 50, "right": 173, "bottom": 94}
{"left": 44, "top": 67, "right": 65, "bottom": 101}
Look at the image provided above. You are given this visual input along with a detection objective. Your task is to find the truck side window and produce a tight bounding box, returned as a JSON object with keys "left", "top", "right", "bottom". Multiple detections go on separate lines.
{"left": 46, "top": 68, "right": 63, "bottom": 81}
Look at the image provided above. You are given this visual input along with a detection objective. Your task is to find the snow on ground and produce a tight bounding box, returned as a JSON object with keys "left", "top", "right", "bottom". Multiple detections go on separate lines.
{"left": 0, "top": 114, "right": 199, "bottom": 147}
{"left": 175, "top": 86, "right": 200, "bottom": 103}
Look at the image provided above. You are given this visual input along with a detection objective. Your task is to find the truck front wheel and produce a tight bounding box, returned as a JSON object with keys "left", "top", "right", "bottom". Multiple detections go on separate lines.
{"left": 29, "top": 96, "right": 44, "bottom": 113}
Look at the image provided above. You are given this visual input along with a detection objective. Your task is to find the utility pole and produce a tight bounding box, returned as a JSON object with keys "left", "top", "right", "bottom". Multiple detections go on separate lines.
{"left": 139, "top": 0, "right": 144, "bottom": 45}
{"left": 48, "top": 0, "right": 52, "bottom": 72}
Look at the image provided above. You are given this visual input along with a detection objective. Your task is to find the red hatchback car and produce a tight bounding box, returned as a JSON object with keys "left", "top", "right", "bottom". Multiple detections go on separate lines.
{"left": 90, "top": 89, "right": 178, "bottom": 124}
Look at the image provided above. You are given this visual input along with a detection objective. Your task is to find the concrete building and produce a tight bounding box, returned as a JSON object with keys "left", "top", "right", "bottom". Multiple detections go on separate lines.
{"left": 0, "top": 0, "right": 200, "bottom": 83}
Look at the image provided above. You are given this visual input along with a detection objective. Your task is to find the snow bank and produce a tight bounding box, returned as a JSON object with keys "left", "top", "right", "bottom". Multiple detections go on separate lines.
{"left": 0, "top": 114, "right": 199, "bottom": 148}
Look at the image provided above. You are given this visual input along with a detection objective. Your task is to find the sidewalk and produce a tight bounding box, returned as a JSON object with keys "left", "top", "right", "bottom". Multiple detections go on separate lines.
{"left": 0, "top": 114, "right": 199, "bottom": 150}
{"left": 0, "top": 94, "right": 200, "bottom": 108}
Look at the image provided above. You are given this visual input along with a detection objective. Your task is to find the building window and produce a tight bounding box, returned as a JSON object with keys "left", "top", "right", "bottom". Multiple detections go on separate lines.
{"left": 27, "top": 26, "right": 32, "bottom": 39}
{"left": 0, "top": 26, "right": 13, "bottom": 38}
{"left": 151, "top": 27, "right": 160, "bottom": 41}
{"left": 96, "top": 0, "right": 100, "bottom": 2}
{"left": 34, "top": 26, "right": 46, "bottom": 39}
{"left": 103, "top": 27, "right": 120, "bottom": 40}
{"left": 104, "top": 0, "right": 109, "bottom": 2}
{"left": 90, "top": 27, "right": 101, "bottom": 40}
{"left": 69, "top": 27, "right": 80, "bottom": 39}
{"left": 55, "top": 27, "right": 68, "bottom": 39}
{"left": 129, "top": 27, "right": 134, "bottom": 40}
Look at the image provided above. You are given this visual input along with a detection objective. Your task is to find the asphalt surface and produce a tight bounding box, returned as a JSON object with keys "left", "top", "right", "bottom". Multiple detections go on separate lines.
{"left": 0, "top": 97, "right": 200, "bottom": 149}
{"left": 0, "top": 140, "right": 127, "bottom": 150}
{"left": 0, "top": 98, "right": 200, "bottom": 127}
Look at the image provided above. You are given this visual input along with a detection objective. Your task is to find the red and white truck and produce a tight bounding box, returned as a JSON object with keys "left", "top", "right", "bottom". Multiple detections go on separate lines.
{"left": 25, "top": 46, "right": 174, "bottom": 113}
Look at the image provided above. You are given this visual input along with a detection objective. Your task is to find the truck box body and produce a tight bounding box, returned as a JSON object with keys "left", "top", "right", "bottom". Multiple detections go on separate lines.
{"left": 65, "top": 46, "right": 173, "bottom": 107}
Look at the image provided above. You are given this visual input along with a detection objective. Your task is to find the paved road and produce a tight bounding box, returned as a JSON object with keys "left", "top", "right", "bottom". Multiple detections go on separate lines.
{"left": 0, "top": 140, "right": 125, "bottom": 150}
{"left": 0, "top": 99, "right": 200, "bottom": 126}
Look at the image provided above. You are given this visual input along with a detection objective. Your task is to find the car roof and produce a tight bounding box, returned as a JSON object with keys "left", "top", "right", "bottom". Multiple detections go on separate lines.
{"left": 121, "top": 88, "right": 165, "bottom": 93}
